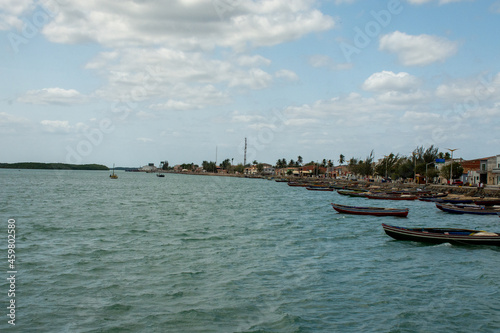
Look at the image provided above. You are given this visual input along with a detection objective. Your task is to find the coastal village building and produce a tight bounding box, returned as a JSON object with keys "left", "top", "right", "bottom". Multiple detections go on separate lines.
{"left": 465, "top": 155, "right": 500, "bottom": 185}
{"left": 140, "top": 163, "right": 157, "bottom": 172}
{"left": 244, "top": 164, "right": 275, "bottom": 175}
{"left": 275, "top": 167, "right": 299, "bottom": 177}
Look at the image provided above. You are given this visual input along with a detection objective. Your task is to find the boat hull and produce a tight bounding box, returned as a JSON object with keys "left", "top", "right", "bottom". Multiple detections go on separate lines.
{"left": 436, "top": 203, "right": 500, "bottom": 215}
{"left": 331, "top": 204, "right": 408, "bottom": 217}
{"left": 366, "top": 194, "right": 417, "bottom": 201}
{"left": 382, "top": 224, "right": 500, "bottom": 246}
{"left": 306, "top": 187, "right": 334, "bottom": 191}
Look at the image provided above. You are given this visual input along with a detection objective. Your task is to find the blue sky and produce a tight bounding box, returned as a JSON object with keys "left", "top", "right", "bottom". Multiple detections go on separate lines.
{"left": 1, "top": 0, "right": 499, "bottom": 168}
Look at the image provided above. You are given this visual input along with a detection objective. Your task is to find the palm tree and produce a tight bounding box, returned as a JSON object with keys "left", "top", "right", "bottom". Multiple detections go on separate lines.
{"left": 297, "top": 156, "right": 303, "bottom": 166}
{"left": 339, "top": 154, "right": 345, "bottom": 165}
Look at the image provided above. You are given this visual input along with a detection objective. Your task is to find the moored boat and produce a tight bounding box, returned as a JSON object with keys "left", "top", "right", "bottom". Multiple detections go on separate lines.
{"left": 306, "top": 187, "right": 334, "bottom": 191}
{"left": 436, "top": 203, "right": 500, "bottom": 215}
{"left": 287, "top": 182, "right": 310, "bottom": 187}
{"left": 337, "top": 190, "right": 368, "bottom": 197}
{"left": 382, "top": 223, "right": 500, "bottom": 246}
{"left": 110, "top": 164, "right": 118, "bottom": 179}
{"left": 473, "top": 198, "right": 500, "bottom": 206}
{"left": 366, "top": 193, "right": 418, "bottom": 201}
{"left": 331, "top": 203, "right": 409, "bottom": 217}
{"left": 434, "top": 197, "right": 474, "bottom": 204}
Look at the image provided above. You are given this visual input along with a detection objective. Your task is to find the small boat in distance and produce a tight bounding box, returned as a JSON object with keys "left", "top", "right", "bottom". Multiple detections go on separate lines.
{"left": 110, "top": 164, "right": 118, "bottom": 179}
{"left": 331, "top": 203, "right": 409, "bottom": 217}
{"left": 156, "top": 173, "right": 165, "bottom": 177}
{"left": 436, "top": 203, "right": 500, "bottom": 215}
{"left": 366, "top": 193, "right": 418, "bottom": 201}
{"left": 382, "top": 224, "right": 500, "bottom": 246}
{"left": 337, "top": 190, "right": 368, "bottom": 197}
{"left": 306, "top": 187, "right": 334, "bottom": 191}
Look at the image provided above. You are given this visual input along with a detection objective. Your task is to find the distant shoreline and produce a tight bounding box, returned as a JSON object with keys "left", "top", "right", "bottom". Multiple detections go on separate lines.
{"left": 0, "top": 162, "right": 109, "bottom": 171}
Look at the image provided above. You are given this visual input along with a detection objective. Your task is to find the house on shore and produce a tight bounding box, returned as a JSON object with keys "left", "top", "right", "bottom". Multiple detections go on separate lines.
{"left": 465, "top": 155, "right": 500, "bottom": 185}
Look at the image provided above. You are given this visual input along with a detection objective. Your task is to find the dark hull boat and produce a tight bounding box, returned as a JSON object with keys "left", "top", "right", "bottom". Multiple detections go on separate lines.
{"left": 331, "top": 203, "right": 409, "bottom": 217}
{"left": 337, "top": 190, "right": 368, "bottom": 197}
{"left": 436, "top": 203, "right": 500, "bottom": 215}
{"left": 366, "top": 194, "right": 418, "bottom": 201}
{"left": 287, "top": 182, "right": 310, "bottom": 187}
{"left": 382, "top": 224, "right": 500, "bottom": 246}
{"left": 306, "top": 187, "right": 334, "bottom": 191}
{"left": 435, "top": 198, "right": 474, "bottom": 204}
{"left": 473, "top": 199, "right": 500, "bottom": 206}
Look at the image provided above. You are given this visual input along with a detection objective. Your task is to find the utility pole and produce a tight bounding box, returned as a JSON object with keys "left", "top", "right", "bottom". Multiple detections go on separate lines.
{"left": 446, "top": 148, "right": 458, "bottom": 184}
{"left": 244, "top": 137, "right": 247, "bottom": 166}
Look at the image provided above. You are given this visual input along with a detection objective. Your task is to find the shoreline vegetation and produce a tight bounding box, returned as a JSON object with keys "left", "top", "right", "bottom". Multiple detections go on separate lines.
{"left": 169, "top": 171, "right": 500, "bottom": 198}
{"left": 0, "top": 162, "right": 109, "bottom": 170}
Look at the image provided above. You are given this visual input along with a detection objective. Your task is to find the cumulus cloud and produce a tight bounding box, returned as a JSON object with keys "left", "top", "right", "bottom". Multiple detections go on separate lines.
{"left": 275, "top": 69, "right": 299, "bottom": 81}
{"left": 17, "top": 88, "right": 86, "bottom": 105}
{"left": 236, "top": 55, "right": 272, "bottom": 67}
{"left": 407, "top": 0, "right": 471, "bottom": 4}
{"left": 362, "top": 71, "right": 420, "bottom": 92}
{"left": 308, "top": 54, "right": 352, "bottom": 71}
{"left": 0, "top": 0, "right": 35, "bottom": 30}
{"left": 379, "top": 31, "right": 458, "bottom": 66}
{"left": 40, "top": 120, "right": 71, "bottom": 133}
{"left": 41, "top": 0, "right": 334, "bottom": 51}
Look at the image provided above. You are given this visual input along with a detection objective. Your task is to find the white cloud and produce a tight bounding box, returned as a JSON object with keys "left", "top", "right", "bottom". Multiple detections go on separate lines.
{"left": 379, "top": 31, "right": 458, "bottom": 66}
{"left": 0, "top": 112, "right": 30, "bottom": 126}
{"left": 435, "top": 74, "right": 500, "bottom": 102}
{"left": 407, "top": 0, "right": 472, "bottom": 4}
{"left": 308, "top": 54, "right": 352, "bottom": 71}
{"left": 150, "top": 100, "right": 197, "bottom": 111}
{"left": 0, "top": 0, "right": 34, "bottom": 30}
{"left": 275, "top": 69, "right": 299, "bottom": 81}
{"left": 362, "top": 71, "right": 420, "bottom": 92}
{"left": 40, "top": 120, "right": 71, "bottom": 133}
{"left": 18, "top": 88, "right": 86, "bottom": 105}
{"left": 236, "top": 55, "right": 271, "bottom": 67}
{"left": 41, "top": 0, "right": 334, "bottom": 51}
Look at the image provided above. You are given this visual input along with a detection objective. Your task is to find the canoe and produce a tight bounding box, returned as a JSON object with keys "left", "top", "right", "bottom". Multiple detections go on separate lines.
{"left": 306, "top": 187, "right": 334, "bottom": 191}
{"left": 435, "top": 198, "right": 474, "bottom": 204}
{"left": 366, "top": 193, "right": 418, "bottom": 201}
{"left": 418, "top": 193, "right": 448, "bottom": 201}
{"left": 337, "top": 190, "right": 368, "bottom": 197}
{"left": 331, "top": 203, "right": 408, "bottom": 217}
{"left": 473, "top": 199, "right": 500, "bottom": 206}
{"left": 382, "top": 223, "right": 500, "bottom": 246}
{"left": 436, "top": 203, "right": 500, "bottom": 215}
{"left": 287, "top": 182, "right": 310, "bottom": 187}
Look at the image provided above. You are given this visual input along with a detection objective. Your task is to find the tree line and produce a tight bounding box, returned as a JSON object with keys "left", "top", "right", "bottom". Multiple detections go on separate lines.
{"left": 163, "top": 145, "right": 464, "bottom": 180}
{"left": 347, "top": 146, "right": 463, "bottom": 181}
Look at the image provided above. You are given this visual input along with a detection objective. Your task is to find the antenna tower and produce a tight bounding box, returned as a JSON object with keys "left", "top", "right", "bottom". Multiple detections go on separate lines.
{"left": 244, "top": 137, "right": 247, "bottom": 166}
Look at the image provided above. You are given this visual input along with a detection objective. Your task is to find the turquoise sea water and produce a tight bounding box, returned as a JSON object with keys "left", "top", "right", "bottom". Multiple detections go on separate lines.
{"left": 1, "top": 169, "right": 500, "bottom": 332}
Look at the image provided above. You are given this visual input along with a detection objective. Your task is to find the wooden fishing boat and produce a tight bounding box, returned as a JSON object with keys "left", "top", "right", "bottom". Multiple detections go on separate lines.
{"left": 434, "top": 198, "right": 474, "bottom": 204}
{"left": 418, "top": 193, "right": 448, "bottom": 200}
{"left": 337, "top": 190, "right": 368, "bottom": 197}
{"left": 382, "top": 223, "right": 500, "bottom": 246}
{"left": 366, "top": 193, "right": 418, "bottom": 201}
{"left": 436, "top": 203, "right": 500, "bottom": 215}
{"left": 331, "top": 203, "right": 409, "bottom": 217}
{"left": 287, "top": 182, "right": 310, "bottom": 187}
{"left": 473, "top": 199, "right": 500, "bottom": 206}
{"left": 306, "top": 187, "right": 334, "bottom": 191}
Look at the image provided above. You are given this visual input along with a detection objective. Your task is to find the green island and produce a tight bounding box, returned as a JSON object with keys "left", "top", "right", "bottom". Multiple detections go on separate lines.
{"left": 0, "top": 162, "right": 109, "bottom": 170}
